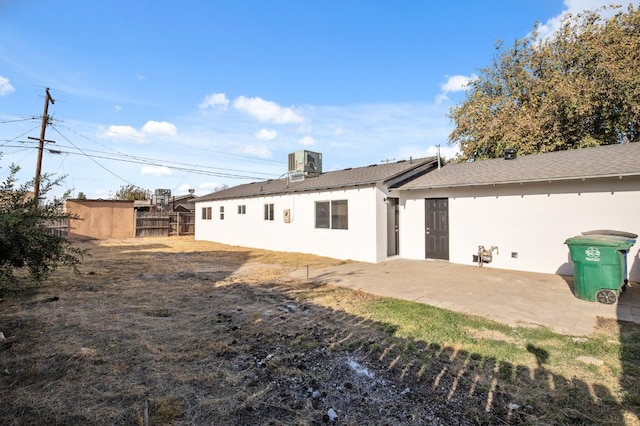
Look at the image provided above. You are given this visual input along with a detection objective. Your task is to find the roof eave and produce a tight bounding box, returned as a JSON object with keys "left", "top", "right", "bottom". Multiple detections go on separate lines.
{"left": 404, "top": 172, "right": 640, "bottom": 190}
{"left": 194, "top": 182, "right": 380, "bottom": 202}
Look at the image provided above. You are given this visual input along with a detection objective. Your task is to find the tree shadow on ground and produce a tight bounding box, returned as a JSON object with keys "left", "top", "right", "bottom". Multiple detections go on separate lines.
{"left": 1, "top": 262, "right": 634, "bottom": 426}
{"left": 618, "top": 292, "right": 640, "bottom": 423}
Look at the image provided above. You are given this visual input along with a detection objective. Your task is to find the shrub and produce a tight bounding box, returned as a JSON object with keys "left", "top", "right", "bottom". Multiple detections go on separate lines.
{"left": 0, "top": 163, "right": 83, "bottom": 284}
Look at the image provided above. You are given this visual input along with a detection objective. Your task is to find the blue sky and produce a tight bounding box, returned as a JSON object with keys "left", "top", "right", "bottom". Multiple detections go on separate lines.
{"left": 0, "top": 0, "right": 634, "bottom": 199}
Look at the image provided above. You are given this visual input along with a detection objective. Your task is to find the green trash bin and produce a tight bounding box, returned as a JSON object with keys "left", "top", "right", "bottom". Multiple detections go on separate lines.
{"left": 564, "top": 235, "right": 635, "bottom": 304}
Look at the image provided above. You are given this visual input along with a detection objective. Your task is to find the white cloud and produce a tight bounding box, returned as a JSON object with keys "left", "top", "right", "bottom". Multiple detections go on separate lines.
{"left": 176, "top": 184, "right": 196, "bottom": 194}
{"left": 426, "top": 144, "right": 460, "bottom": 161}
{"left": 535, "top": 0, "right": 635, "bottom": 39}
{"left": 199, "top": 181, "right": 224, "bottom": 191}
{"left": 436, "top": 74, "right": 478, "bottom": 104}
{"left": 440, "top": 74, "right": 477, "bottom": 94}
{"left": 199, "top": 92, "right": 230, "bottom": 110}
{"left": 393, "top": 143, "right": 459, "bottom": 164}
{"left": 0, "top": 76, "right": 15, "bottom": 96}
{"left": 233, "top": 96, "right": 304, "bottom": 124}
{"left": 101, "top": 125, "right": 146, "bottom": 141}
{"left": 299, "top": 136, "right": 315, "bottom": 146}
{"left": 255, "top": 129, "right": 277, "bottom": 140}
{"left": 142, "top": 120, "right": 177, "bottom": 136}
{"left": 241, "top": 145, "right": 272, "bottom": 158}
{"left": 332, "top": 127, "right": 344, "bottom": 136}
{"left": 305, "top": 101, "right": 453, "bottom": 166}
{"left": 141, "top": 166, "right": 172, "bottom": 176}
{"left": 100, "top": 120, "right": 177, "bottom": 141}
{"left": 136, "top": 73, "right": 145, "bottom": 80}
{"left": 114, "top": 105, "right": 122, "bottom": 112}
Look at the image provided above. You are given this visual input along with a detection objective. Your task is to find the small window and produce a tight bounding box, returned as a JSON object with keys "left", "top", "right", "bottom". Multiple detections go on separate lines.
{"left": 315, "top": 201, "right": 330, "bottom": 229}
{"left": 264, "top": 203, "right": 274, "bottom": 221}
{"left": 331, "top": 200, "right": 348, "bottom": 229}
{"left": 237, "top": 205, "right": 246, "bottom": 214}
{"left": 201, "top": 207, "right": 212, "bottom": 220}
{"left": 315, "top": 200, "right": 348, "bottom": 229}
{"left": 220, "top": 206, "right": 225, "bottom": 220}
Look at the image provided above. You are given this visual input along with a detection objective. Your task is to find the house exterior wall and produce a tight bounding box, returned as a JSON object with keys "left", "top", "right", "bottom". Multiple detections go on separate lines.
{"left": 398, "top": 176, "right": 640, "bottom": 281}
{"left": 67, "top": 200, "right": 135, "bottom": 240}
{"left": 195, "top": 186, "right": 390, "bottom": 262}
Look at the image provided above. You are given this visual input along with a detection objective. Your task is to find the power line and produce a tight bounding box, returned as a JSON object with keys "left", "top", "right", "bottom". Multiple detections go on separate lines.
{"left": 53, "top": 142, "right": 279, "bottom": 177}
{"left": 0, "top": 125, "right": 42, "bottom": 146}
{"left": 0, "top": 112, "right": 39, "bottom": 120}
{"left": 3, "top": 106, "right": 288, "bottom": 188}
{"left": 3, "top": 139, "right": 281, "bottom": 180}
{"left": 49, "top": 123, "right": 282, "bottom": 180}
{"left": 0, "top": 117, "right": 39, "bottom": 124}
{"left": 48, "top": 126, "right": 270, "bottom": 180}
{"left": 48, "top": 125, "right": 135, "bottom": 186}
{"left": 54, "top": 121, "right": 287, "bottom": 166}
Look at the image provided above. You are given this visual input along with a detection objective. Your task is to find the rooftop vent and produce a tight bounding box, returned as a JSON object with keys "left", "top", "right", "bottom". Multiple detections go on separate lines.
{"left": 503, "top": 149, "right": 517, "bottom": 160}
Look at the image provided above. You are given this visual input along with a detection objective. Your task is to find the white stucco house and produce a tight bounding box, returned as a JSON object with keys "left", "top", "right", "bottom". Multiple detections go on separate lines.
{"left": 394, "top": 142, "right": 640, "bottom": 281}
{"left": 194, "top": 144, "right": 640, "bottom": 281}
{"left": 194, "top": 152, "right": 438, "bottom": 263}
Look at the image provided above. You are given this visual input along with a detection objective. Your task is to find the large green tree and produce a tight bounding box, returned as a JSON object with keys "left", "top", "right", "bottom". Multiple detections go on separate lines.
{"left": 449, "top": 5, "right": 640, "bottom": 161}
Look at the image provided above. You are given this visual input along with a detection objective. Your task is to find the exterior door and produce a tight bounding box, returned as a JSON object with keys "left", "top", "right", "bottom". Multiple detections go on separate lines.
{"left": 386, "top": 198, "right": 399, "bottom": 256}
{"left": 425, "top": 198, "right": 449, "bottom": 260}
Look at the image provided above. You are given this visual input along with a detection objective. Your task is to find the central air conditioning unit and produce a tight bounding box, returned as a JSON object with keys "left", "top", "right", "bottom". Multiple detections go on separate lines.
{"left": 154, "top": 189, "right": 171, "bottom": 206}
{"left": 288, "top": 150, "right": 322, "bottom": 177}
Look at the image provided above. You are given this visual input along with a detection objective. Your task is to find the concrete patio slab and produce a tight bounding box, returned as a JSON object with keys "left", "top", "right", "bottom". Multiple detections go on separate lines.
{"left": 293, "top": 258, "right": 640, "bottom": 336}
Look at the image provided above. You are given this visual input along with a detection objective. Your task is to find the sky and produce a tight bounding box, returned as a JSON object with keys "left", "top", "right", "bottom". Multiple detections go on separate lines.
{"left": 1, "top": 0, "right": 636, "bottom": 200}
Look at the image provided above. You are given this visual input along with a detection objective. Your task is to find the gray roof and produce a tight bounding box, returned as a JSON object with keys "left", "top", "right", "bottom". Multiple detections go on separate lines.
{"left": 399, "top": 143, "right": 640, "bottom": 190}
{"left": 196, "top": 157, "right": 437, "bottom": 202}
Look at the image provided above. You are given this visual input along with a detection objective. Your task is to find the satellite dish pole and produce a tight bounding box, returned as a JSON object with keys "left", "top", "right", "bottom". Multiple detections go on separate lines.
{"left": 32, "top": 87, "right": 55, "bottom": 200}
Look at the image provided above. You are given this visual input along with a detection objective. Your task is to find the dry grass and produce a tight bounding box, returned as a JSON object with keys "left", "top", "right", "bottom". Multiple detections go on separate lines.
{"left": 1, "top": 236, "right": 638, "bottom": 425}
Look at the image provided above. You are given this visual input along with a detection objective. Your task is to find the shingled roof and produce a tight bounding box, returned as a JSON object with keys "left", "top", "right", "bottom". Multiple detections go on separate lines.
{"left": 399, "top": 143, "right": 640, "bottom": 190}
{"left": 196, "top": 157, "right": 437, "bottom": 202}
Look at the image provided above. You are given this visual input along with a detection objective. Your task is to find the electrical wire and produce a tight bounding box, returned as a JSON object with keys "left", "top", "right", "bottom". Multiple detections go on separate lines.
{"left": 0, "top": 117, "right": 39, "bottom": 124}
{"left": 3, "top": 116, "right": 286, "bottom": 185}
{"left": 0, "top": 125, "right": 42, "bottom": 146}
{"left": 49, "top": 125, "right": 135, "bottom": 185}
{"left": 49, "top": 123, "right": 281, "bottom": 180}
{"left": 0, "top": 112, "right": 39, "bottom": 120}
{"left": 54, "top": 121, "right": 287, "bottom": 167}
{"left": 3, "top": 141, "right": 278, "bottom": 180}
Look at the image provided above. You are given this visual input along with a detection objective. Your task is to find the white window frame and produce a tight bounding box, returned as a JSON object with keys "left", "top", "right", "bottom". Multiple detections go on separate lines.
{"left": 315, "top": 200, "right": 348, "bottom": 230}
{"left": 264, "top": 203, "right": 274, "bottom": 221}
{"left": 201, "top": 206, "right": 212, "bottom": 220}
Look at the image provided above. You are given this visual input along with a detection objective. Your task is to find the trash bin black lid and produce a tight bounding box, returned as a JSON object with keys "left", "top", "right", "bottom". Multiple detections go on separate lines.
{"left": 582, "top": 229, "right": 638, "bottom": 239}
{"left": 565, "top": 235, "right": 635, "bottom": 248}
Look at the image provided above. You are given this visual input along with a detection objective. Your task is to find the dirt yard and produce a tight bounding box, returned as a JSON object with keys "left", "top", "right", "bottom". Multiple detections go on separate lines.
{"left": 0, "top": 237, "right": 581, "bottom": 424}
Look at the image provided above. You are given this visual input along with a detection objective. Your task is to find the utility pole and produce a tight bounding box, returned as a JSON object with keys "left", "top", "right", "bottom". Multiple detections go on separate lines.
{"left": 32, "top": 87, "right": 55, "bottom": 200}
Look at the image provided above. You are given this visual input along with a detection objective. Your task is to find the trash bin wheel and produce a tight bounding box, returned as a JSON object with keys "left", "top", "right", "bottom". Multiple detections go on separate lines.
{"left": 596, "top": 289, "right": 617, "bottom": 305}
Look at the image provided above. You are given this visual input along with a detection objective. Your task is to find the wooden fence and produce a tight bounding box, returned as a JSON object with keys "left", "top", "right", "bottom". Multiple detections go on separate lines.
{"left": 44, "top": 218, "right": 69, "bottom": 238}
{"left": 135, "top": 211, "right": 195, "bottom": 237}
{"left": 44, "top": 212, "right": 195, "bottom": 239}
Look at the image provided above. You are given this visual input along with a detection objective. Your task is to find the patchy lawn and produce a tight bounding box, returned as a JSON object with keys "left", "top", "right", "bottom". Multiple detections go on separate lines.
{"left": 1, "top": 237, "right": 638, "bottom": 425}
